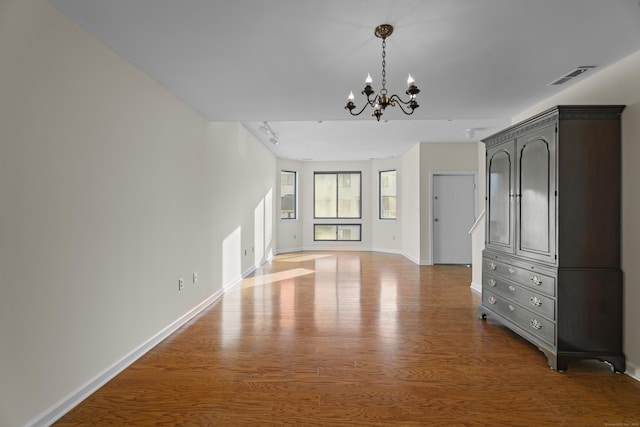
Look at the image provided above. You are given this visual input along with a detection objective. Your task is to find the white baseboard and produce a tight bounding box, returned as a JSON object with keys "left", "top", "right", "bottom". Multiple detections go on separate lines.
{"left": 221, "top": 263, "right": 260, "bottom": 292}
{"left": 28, "top": 287, "right": 226, "bottom": 427}
{"left": 399, "top": 253, "right": 433, "bottom": 266}
{"left": 625, "top": 360, "right": 640, "bottom": 382}
{"left": 371, "top": 247, "right": 403, "bottom": 256}
{"left": 301, "top": 245, "right": 368, "bottom": 252}
{"left": 277, "top": 247, "right": 414, "bottom": 263}
{"left": 401, "top": 252, "right": 420, "bottom": 265}
{"left": 470, "top": 282, "right": 482, "bottom": 294}
{"left": 275, "top": 247, "right": 304, "bottom": 255}
{"left": 242, "top": 264, "right": 258, "bottom": 281}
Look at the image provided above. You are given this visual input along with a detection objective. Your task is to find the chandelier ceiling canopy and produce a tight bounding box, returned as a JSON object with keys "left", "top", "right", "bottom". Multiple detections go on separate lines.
{"left": 345, "top": 24, "right": 420, "bottom": 122}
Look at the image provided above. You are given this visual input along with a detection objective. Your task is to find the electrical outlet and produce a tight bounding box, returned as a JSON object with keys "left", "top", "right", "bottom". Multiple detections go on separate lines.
{"left": 178, "top": 278, "right": 184, "bottom": 291}
{"left": 193, "top": 272, "right": 198, "bottom": 284}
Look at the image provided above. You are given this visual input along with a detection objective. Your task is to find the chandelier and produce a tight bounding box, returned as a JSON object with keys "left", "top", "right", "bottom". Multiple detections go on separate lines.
{"left": 345, "top": 24, "right": 420, "bottom": 121}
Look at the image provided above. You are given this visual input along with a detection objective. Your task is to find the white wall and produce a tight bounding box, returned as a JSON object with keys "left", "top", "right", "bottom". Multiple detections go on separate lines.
{"left": 470, "top": 142, "right": 487, "bottom": 292}
{"left": 0, "top": 1, "right": 276, "bottom": 425}
{"left": 214, "top": 124, "right": 277, "bottom": 285}
{"left": 419, "top": 143, "right": 479, "bottom": 264}
{"left": 401, "top": 144, "right": 421, "bottom": 263}
{"left": 512, "top": 49, "right": 640, "bottom": 380}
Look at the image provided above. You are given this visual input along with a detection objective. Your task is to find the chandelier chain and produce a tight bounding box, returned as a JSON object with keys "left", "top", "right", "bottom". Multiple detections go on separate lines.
{"left": 381, "top": 38, "right": 387, "bottom": 95}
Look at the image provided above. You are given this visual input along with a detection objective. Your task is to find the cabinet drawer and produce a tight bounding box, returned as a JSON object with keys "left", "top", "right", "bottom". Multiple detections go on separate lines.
{"left": 483, "top": 290, "right": 555, "bottom": 346}
{"left": 482, "top": 273, "right": 555, "bottom": 320}
{"left": 483, "top": 257, "right": 555, "bottom": 297}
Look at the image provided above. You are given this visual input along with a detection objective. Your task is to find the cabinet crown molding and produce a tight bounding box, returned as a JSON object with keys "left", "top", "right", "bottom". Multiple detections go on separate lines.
{"left": 483, "top": 105, "right": 625, "bottom": 147}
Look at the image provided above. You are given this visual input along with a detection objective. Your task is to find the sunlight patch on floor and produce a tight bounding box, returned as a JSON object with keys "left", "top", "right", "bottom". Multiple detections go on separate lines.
{"left": 241, "top": 268, "right": 315, "bottom": 289}
{"left": 276, "top": 254, "right": 333, "bottom": 262}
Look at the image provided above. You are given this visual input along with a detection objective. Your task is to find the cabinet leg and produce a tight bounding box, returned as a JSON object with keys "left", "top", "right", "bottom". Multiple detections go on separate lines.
{"left": 555, "top": 357, "right": 568, "bottom": 372}
{"left": 600, "top": 356, "right": 625, "bottom": 373}
{"left": 541, "top": 349, "right": 565, "bottom": 372}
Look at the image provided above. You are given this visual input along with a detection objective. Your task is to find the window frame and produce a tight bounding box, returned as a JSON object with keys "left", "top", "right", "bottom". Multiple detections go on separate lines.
{"left": 313, "top": 171, "right": 362, "bottom": 219}
{"left": 379, "top": 169, "right": 397, "bottom": 220}
{"left": 313, "top": 224, "right": 362, "bottom": 242}
{"left": 280, "top": 170, "right": 297, "bottom": 220}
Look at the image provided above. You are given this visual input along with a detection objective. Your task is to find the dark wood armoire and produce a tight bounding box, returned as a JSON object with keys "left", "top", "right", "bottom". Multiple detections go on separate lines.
{"left": 478, "top": 105, "right": 625, "bottom": 372}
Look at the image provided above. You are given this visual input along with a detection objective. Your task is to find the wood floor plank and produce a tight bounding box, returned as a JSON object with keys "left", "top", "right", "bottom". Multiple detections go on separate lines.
{"left": 56, "top": 252, "right": 640, "bottom": 426}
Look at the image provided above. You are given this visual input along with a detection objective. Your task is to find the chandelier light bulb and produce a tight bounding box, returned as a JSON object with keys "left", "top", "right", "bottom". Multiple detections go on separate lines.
{"left": 407, "top": 74, "right": 415, "bottom": 86}
{"left": 348, "top": 91, "right": 355, "bottom": 101}
{"left": 365, "top": 73, "right": 373, "bottom": 85}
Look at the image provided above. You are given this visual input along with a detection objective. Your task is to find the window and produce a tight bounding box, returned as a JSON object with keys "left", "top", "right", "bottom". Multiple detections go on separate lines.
{"left": 280, "top": 170, "right": 296, "bottom": 219}
{"left": 379, "top": 170, "right": 397, "bottom": 219}
{"left": 314, "top": 172, "right": 361, "bottom": 218}
{"left": 314, "top": 224, "right": 361, "bottom": 241}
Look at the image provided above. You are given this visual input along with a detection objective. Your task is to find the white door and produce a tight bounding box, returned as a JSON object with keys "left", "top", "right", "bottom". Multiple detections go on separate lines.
{"left": 433, "top": 174, "right": 475, "bottom": 264}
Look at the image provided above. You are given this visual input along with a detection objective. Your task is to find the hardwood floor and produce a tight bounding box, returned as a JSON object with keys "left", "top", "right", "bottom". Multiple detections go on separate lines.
{"left": 56, "top": 252, "right": 640, "bottom": 426}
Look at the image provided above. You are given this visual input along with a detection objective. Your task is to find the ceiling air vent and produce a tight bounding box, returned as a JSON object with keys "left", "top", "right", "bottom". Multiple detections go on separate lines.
{"left": 547, "top": 66, "right": 596, "bottom": 86}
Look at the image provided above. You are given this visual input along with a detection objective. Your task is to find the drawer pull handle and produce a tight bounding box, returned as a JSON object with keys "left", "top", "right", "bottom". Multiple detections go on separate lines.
{"left": 530, "top": 296, "right": 542, "bottom": 307}
{"left": 508, "top": 285, "right": 516, "bottom": 292}
{"left": 488, "top": 278, "right": 496, "bottom": 287}
{"left": 530, "top": 275, "right": 542, "bottom": 286}
{"left": 489, "top": 262, "right": 497, "bottom": 271}
{"left": 508, "top": 268, "right": 515, "bottom": 274}
{"left": 488, "top": 296, "right": 497, "bottom": 305}
{"left": 530, "top": 319, "right": 542, "bottom": 330}
{"left": 508, "top": 305, "right": 516, "bottom": 312}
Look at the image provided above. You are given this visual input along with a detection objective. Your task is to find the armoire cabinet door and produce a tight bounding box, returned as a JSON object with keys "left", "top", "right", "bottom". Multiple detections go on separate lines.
{"left": 485, "top": 141, "right": 515, "bottom": 254}
{"left": 515, "top": 124, "right": 557, "bottom": 264}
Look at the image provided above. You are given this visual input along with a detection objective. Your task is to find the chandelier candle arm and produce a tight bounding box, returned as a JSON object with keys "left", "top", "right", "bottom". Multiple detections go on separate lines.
{"left": 390, "top": 95, "right": 418, "bottom": 115}
{"left": 344, "top": 24, "right": 420, "bottom": 121}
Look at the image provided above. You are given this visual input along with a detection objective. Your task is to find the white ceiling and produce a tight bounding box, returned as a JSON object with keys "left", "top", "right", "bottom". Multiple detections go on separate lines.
{"left": 50, "top": 0, "right": 640, "bottom": 161}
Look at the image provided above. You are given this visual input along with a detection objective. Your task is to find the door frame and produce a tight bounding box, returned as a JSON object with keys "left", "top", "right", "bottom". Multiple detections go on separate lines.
{"left": 429, "top": 171, "right": 478, "bottom": 265}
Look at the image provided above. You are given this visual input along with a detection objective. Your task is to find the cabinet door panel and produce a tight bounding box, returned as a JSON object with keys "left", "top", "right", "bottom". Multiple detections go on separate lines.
{"left": 486, "top": 142, "right": 515, "bottom": 253}
{"left": 516, "top": 124, "right": 557, "bottom": 263}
